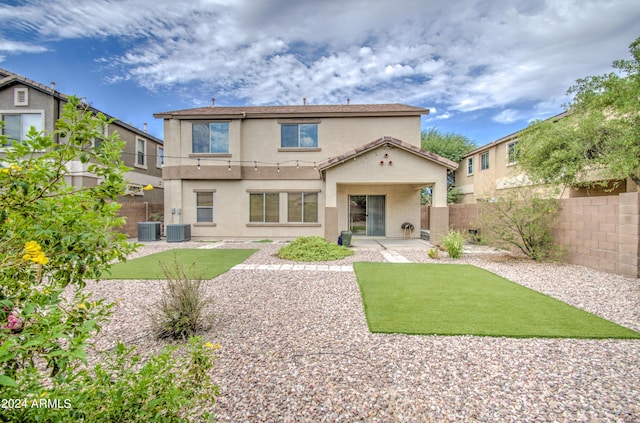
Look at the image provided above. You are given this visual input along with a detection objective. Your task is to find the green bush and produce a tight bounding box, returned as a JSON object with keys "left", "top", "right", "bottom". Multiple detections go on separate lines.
{"left": 441, "top": 229, "right": 464, "bottom": 259}
{"left": 479, "top": 186, "right": 564, "bottom": 261}
{"left": 149, "top": 261, "right": 210, "bottom": 340}
{"left": 278, "top": 236, "right": 354, "bottom": 261}
{"left": 427, "top": 247, "right": 440, "bottom": 259}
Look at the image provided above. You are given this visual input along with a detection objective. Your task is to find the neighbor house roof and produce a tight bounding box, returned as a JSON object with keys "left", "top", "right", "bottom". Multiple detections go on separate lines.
{"left": 0, "top": 68, "right": 162, "bottom": 144}
{"left": 318, "top": 136, "right": 458, "bottom": 179}
{"left": 462, "top": 110, "right": 571, "bottom": 158}
{"left": 154, "top": 103, "right": 430, "bottom": 119}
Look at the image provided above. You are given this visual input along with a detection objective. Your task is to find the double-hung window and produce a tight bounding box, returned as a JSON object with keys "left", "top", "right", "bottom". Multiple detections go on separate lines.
{"left": 156, "top": 146, "right": 164, "bottom": 168}
{"left": 507, "top": 141, "right": 519, "bottom": 165}
{"left": 467, "top": 157, "right": 474, "bottom": 175}
{"left": 481, "top": 152, "right": 490, "bottom": 170}
{"left": 2, "top": 112, "right": 43, "bottom": 146}
{"left": 196, "top": 192, "right": 214, "bottom": 223}
{"left": 288, "top": 192, "right": 318, "bottom": 223}
{"left": 281, "top": 123, "right": 318, "bottom": 148}
{"left": 136, "top": 137, "right": 146, "bottom": 168}
{"left": 250, "top": 193, "right": 279, "bottom": 223}
{"left": 192, "top": 122, "right": 229, "bottom": 153}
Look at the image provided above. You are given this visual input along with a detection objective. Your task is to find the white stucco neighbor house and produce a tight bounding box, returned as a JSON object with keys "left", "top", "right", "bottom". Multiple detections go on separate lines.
{"left": 154, "top": 102, "right": 457, "bottom": 242}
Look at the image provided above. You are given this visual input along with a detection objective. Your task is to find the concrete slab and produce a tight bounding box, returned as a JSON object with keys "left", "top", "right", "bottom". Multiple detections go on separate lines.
{"left": 350, "top": 238, "right": 432, "bottom": 250}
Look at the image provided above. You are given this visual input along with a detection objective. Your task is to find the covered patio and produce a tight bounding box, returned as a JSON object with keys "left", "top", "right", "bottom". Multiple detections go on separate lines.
{"left": 318, "top": 136, "right": 457, "bottom": 243}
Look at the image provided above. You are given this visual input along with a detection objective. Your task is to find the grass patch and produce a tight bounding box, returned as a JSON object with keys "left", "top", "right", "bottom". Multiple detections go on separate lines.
{"left": 106, "top": 249, "right": 257, "bottom": 280}
{"left": 354, "top": 262, "right": 640, "bottom": 339}
{"left": 278, "top": 236, "right": 353, "bottom": 261}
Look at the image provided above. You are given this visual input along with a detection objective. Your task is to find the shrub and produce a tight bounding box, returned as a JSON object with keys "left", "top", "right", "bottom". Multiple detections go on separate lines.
{"left": 479, "top": 186, "right": 564, "bottom": 261}
{"left": 149, "top": 261, "right": 209, "bottom": 340}
{"left": 278, "top": 236, "right": 354, "bottom": 261}
{"left": 427, "top": 247, "right": 440, "bottom": 259}
{"left": 441, "top": 229, "right": 464, "bottom": 258}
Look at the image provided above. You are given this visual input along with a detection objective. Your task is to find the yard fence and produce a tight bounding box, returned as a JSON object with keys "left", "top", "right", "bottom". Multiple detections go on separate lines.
{"left": 116, "top": 202, "right": 164, "bottom": 238}
{"left": 422, "top": 191, "right": 640, "bottom": 278}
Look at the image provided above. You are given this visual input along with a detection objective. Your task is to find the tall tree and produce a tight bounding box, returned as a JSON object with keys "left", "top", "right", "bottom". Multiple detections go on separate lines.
{"left": 421, "top": 128, "right": 476, "bottom": 163}
{"left": 518, "top": 37, "right": 640, "bottom": 188}
{"left": 420, "top": 128, "right": 476, "bottom": 204}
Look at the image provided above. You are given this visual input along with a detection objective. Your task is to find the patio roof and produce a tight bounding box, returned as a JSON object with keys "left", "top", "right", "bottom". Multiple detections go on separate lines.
{"left": 317, "top": 136, "right": 458, "bottom": 179}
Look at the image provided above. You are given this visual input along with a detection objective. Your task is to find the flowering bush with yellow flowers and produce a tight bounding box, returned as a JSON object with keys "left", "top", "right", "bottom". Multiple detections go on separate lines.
{"left": 0, "top": 97, "right": 218, "bottom": 422}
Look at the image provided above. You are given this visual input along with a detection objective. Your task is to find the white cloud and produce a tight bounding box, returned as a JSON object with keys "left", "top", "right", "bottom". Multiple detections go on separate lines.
{"left": 0, "top": 39, "right": 48, "bottom": 55}
{"left": 0, "top": 0, "right": 639, "bottom": 121}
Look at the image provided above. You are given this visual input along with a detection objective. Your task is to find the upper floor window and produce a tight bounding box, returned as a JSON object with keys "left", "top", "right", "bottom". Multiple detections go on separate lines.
{"left": 507, "top": 141, "right": 519, "bottom": 165}
{"left": 467, "top": 157, "right": 474, "bottom": 175}
{"left": 136, "top": 137, "right": 146, "bottom": 168}
{"left": 1, "top": 112, "right": 43, "bottom": 146}
{"left": 281, "top": 123, "right": 318, "bottom": 148}
{"left": 481, "top": 152, "right": 489, "bottom": 170}
{"left": 192, "top": 122, "right": 229, "bottom": 153}
{"left": 156, "top": 146, "right": 164, "bottom": 167}
{"left": 14, "top": 88, "right": 28, "bottom": 106}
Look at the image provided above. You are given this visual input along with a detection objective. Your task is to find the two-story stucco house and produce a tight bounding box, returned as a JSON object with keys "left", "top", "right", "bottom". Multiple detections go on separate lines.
{"left": 154, "top": 102, "right": 457, "bottom": 242}
{"left": 456, "top": 111, "right": 638, "bottom": 203}
{"left": 0, "top": 68, "right": 164, "bottom": 206}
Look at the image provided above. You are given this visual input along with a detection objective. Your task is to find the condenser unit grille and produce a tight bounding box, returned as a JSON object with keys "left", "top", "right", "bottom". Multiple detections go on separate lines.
{"left": 138, "top": 222, "right": 161, "bottom": 242}
{"left": 166, "top": 224, "right": 191, "bottom": 242}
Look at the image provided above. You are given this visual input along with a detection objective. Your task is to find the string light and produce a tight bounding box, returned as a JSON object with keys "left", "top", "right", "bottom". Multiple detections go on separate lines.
{"left": 227, "top": 160, "right": 231, "bottom": 171}
{"left": 254, "top": 161, "right": 258, "bottom": 171}
{"left": 197, "top": 158, "right": 201, "bottom": 170}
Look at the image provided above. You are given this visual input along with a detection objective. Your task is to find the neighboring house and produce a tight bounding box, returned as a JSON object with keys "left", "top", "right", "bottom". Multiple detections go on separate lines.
{"left": 455, "top": 111, "right": 638, "bottom": 203}
{"left": 0, "top": 68, "right": 164, "bottom": 206}
{"left": 154, "top": 103, "right": 457, "bottom": 242}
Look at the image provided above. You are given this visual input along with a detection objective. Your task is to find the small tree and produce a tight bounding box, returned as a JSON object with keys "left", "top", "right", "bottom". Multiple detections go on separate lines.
{"left": 0, "top": 96, "right": 218, "bottom": 422}
{"left": 479, "top": 186, "right": 563, "bottom": 261}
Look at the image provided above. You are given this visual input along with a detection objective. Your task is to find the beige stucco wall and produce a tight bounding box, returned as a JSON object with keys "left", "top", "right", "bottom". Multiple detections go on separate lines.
{"left": 164, "top": 178, "right": 325, "bottom": 239}
{"left": 165, "top": 115, "right": 421, "bottom": 170}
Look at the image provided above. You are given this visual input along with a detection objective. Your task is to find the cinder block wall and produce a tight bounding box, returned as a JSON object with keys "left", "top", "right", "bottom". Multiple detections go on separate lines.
{"left": 447, "top": 203, "right": 480, "bottom": 233}
{"left": 447, "top": 193, "right": 640, "bottom": 278}
{"left": 116, "top": 203, "right": 164, "bottom": 237}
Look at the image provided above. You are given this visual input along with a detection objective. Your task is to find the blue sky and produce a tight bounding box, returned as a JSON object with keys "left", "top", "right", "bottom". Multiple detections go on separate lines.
{"left": 1, "top": 0, "right": 639, "bottom": 146}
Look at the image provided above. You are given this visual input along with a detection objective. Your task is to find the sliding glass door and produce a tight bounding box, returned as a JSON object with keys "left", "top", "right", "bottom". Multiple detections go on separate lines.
{"left": 349, "top": 195, "right": 385, "bottom": 236}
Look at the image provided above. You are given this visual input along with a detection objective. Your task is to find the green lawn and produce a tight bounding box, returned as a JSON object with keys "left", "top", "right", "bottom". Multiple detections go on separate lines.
{"left": 105, "top": 249, "right": 257, "bottom": 280}
{"left": 354, "top": 262, "right": 640, "bottom": 339}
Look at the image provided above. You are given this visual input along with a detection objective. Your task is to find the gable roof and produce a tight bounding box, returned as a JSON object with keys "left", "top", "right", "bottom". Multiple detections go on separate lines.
{"left": 318, "top": 136, "right": 458, "bottom": 179}
{"left": 0, "top": 68, "right": 163, "bottom": 144}
{"left": 462, "top": 110, "right": 571, "bottom": 158}
{"left": 154, "top": 103, "right": 429, "bottom": 119}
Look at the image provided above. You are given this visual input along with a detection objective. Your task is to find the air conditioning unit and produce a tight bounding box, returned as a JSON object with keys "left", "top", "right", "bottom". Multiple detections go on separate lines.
{"left": 138, "top": 222, "right": 161, "bottom": 242}
{"left": 166, "top": 224, "right": 191, "bottom": 242}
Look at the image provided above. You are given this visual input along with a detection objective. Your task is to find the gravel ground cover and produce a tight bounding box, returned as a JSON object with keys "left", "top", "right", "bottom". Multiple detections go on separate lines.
{"left": 86, "top": 240, "right": 640, "bottom": 422}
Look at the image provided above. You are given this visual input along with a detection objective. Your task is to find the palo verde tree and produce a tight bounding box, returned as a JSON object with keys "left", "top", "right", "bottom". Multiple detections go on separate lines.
{"left": 420, "top": 128, "right": 476, "bottom": 204}
{"left": 517, "top": 36, "right": 640, "bottom": 189}
{"left": 0, "top": 96, "right": 217, "bottom": 422}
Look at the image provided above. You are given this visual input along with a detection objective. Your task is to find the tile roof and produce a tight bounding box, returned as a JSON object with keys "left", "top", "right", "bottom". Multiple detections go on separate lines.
{"left": 318, "top": 136, "right": 458, "bottom": 177}
{"left": 0, "top": 68, "right": 162, "bottom": 143}
{"left": 154, "top": 103, "right": 429, "bottom": 118}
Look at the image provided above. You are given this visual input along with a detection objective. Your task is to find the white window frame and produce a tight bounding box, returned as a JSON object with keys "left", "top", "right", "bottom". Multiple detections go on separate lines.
{"left": 1, "top": 110, "right": 44, "bottom": 147}
{"left": 156, "top": 145, "right": 164, "bottom": 168}
{"left": 14, "top": 88, "right": 28, "bottom": 106}
{"left": 135, "top": 137, "right": 147, "bottom": 169}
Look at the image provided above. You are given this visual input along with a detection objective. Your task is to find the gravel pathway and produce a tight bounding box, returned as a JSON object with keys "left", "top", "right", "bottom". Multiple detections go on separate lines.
{"left": 86, "top": 240, "right": 640, "bottom": 422}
